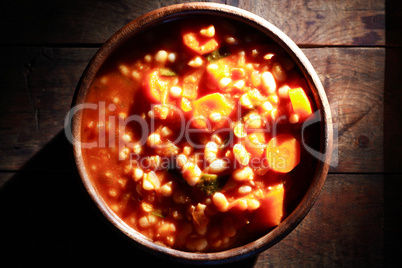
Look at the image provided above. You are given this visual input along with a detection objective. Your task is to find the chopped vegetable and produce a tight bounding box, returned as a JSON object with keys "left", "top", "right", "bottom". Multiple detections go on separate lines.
{"left": 144, "top": 69, "right": 174, "bottom": 103}
{"left": 182, "top": 30, "right": 220, "bottom": 55}
{"left": 253, "top": 183, "right": 284, "bottom": 229}
{"left": 266, "top": 134, "right": 300, "bottom": 173}
{"left": 159, "top": 68, "right": 177, "bottom": 77}
{"left": 206, "top": 56, "right": 236, "bottom": 88}
{"left": 289, "top": 87, "right": 312, "bottom": 121}
{"left": 180, "top": 97, "right": 192, "bottom": 112}
{"left": 197, "top": 173, "right": 229, "bottom": 196}
{"left": 192, "top": 93, "right": 235, "bottom": 128}
{"left": 182, "top": 68, "right": 203, "bottom": 100}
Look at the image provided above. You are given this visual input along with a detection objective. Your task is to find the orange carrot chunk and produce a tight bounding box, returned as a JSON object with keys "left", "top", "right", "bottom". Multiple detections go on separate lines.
{"left": 266, "top": 134, "right": 300, "bottom": 173}
{"left": 182, "top": 31, "right": 219, "bottom": 55}
{"left": 289, "top": 87, "right": 312, "bottom": 120}
{"left": 254, "top": 183, "right": 285, "bottom": 229}
{"left": 144, "top": 69, "right": 173, "bottom": 103}
{"left": 191, "top": 93, "right": 234, "bottom": 130}
{"left": 192, "top": 93, "right": 234, "bottom": 118}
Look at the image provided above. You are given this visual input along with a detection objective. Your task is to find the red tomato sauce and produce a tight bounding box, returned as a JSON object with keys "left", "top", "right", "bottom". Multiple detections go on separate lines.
{"left": 80, "top": 17, "right": 321, "bottom": 252}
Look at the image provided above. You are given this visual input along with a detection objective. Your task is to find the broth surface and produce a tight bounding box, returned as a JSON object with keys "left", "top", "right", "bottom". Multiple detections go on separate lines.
{"left": 81, "top": 17, "right": 320, "bottom": 252}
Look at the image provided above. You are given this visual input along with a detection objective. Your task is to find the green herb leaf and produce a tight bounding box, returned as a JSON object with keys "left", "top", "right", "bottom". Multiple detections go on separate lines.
{"left": 151, "top": 210, "right": 165, "bottom": 218}
{"left": 159, "top": 68, "right": 177, "bottom": 77}
{"left": 197, "top": 173, "right": 230, "bottom": 196}
{"left": 205, "top": 47, "right": 231, "bottom": 63}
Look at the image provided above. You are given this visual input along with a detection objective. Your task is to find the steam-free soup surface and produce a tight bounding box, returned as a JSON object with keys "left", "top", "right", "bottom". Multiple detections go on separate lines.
{"left": 81, "top": 17, "right": 319, "bottom": 252}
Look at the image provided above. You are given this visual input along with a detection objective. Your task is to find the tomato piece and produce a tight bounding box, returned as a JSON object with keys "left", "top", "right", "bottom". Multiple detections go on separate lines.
{"left": 266, "top": 134, "right": 300, "bottom": 173}
{"left": 144, "top": 69, "right": 175, "bottom": 103}
{"left": 289, "top": 87, "right": 312, "bottom": 120}
{"left": 182, "top": 68, "right": 204, "bottom": 100}
{"left": 182, "top": 31, "right": 219, "bottom": 55}
{"left": 253, "top": 183, "right": 285, "bottom": 229}
{"left": 206, "top": 56, "right": 235, "bottom": 88}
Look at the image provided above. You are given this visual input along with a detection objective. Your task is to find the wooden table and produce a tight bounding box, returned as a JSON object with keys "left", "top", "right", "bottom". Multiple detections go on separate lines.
{"left": 0, "top": 0, "right": 400, "bottom": 266}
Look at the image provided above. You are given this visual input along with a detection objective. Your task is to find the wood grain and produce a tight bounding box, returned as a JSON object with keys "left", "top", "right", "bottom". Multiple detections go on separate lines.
{"left": 228, "top": 0, "right": 385, "bottom": 46}
{"left": 302, "top": 47, "right": 384, "bottom": 173}
{"left": 0, "top": 48, "right": 95, "bottom": 171}
{"left": 0, "top": 171, "right": 383, "bottom": 266}
{"left": 255, "top": 174, "right": 383, "bottom": 266}
{"left": 0, "top": 0, "right": 384, "bottom": 46}
{"left": 0, "top": 47, "right": 384, "bottom": 172}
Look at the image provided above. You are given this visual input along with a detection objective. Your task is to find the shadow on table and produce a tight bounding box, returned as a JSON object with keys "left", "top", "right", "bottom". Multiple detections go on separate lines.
{"left": 0, "top": 131, "right": 257, "bottom": 267}
{"left": 384, "top": 0, "right": 402, "bottom": 266}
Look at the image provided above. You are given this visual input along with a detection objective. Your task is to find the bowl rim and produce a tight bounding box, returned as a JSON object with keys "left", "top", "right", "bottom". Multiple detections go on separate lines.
{"left": 71, "top": 2, "right": 333, "bottom": 264}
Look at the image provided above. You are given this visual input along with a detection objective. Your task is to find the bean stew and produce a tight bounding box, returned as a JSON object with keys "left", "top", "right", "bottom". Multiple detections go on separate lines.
{"left": 80, "top": 16, "right": 320, "bottom": 252}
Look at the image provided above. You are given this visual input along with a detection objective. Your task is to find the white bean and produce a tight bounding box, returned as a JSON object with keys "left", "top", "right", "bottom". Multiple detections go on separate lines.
{"left": 168, "top": 53, "right": 177, "bottom": 63}
{"left": 204, "top": 141, "right": 218, "bottom": 163}
{"left": 200, "top": 25, "right": 215, "bottom": 37}
{"left": 155, "top": 50, "right": 168, "bottom": 63}
{"left": 261, "top": 71, "right": 276, "bottom": 94}
{"left": 212, "top": 192, "right": 229, "bottom": 212}
{"left": 219, "top": 77, "right": 231, "bottom": 89}
{"left": 147, "top": 133, "right": 162, "bottom": 147}
{"left": 233, "top": 166, "right": 253, "bottom": 181}
{"left": 133, "top": 168, "right": 144, "bottom": 181}
{"left": 209, "top": 159, "right": 229, "bottom": 174}
{"left": 238, "top": 185, "right": 252, "bottom": 195}
{"left": 188, "top": 56, "right": 203, "bottom": 68}
{"left": 278, "top": 85, "right": 291, "bottom": 99}
{"left": 240, "top": 94, "right": 253, "bottom": 109}
{"left": 233, "top": 80, "right": 245, "bottom": 90}
{"left": 169, "top": 86, "right": 182, "bottom": 98}
{"left": 160, "top": 181, "right": 173, "bottom": 197}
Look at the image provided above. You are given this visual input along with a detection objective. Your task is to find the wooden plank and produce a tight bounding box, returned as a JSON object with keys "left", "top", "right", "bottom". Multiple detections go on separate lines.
{"left": 0, "top": 0, "right": 225, "bottom": 45}
{"left": 228, "top": 0, "right": 385, "bottom": 46}
{"left": 0, "top": 0, "right": 384, "bottom": 46}
{"left": 0, "top": 173, "right": 383, "bottom": 266}
{"left": 0, "top": 47, "right": 96, "bottom": 171}
{"left": 255, "top": 174, "right": 383, "bottom": 266}
{"left": 302, "top": 47, "right": 384, "bottom": 173}
{"left": 0, "top": 47, "right": 384, "bottom": 172}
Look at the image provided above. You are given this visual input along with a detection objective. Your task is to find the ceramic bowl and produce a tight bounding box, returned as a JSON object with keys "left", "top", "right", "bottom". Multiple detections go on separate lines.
{"left": 71, "top": 2, "right": 332, "bottom": 264}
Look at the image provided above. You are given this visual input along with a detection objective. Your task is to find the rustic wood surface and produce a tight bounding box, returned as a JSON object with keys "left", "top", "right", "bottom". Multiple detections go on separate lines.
{"left": 0, "top": 0, "right": 400, "bottom": 266}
